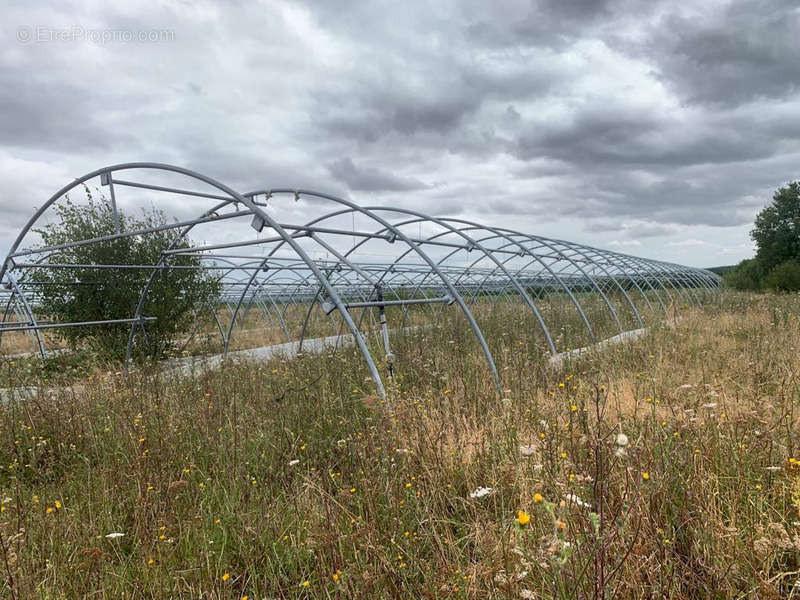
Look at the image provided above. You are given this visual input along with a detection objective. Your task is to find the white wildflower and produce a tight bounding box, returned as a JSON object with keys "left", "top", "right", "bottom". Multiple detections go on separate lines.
{"left": 564, "top": 493, "right": 591, "bottom": 509}
{"left": 469, "top": 486, "right": 495, "bottom": 499}
{"left": 615, "top": 433, "right": 629, "bottom": 447}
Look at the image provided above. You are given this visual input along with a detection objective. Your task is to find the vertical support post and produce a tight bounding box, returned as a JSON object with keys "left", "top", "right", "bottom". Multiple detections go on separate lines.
{"left": 100, "top": 172, "right": 122, "bottom": 234}
{"left": 376, "top": 284, "right": 394, "bottom": 378}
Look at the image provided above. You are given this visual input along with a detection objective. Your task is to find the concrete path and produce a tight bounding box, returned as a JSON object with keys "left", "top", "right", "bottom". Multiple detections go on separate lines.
{"left": 165, "top": 332, "right": 358, "bottom": 374}
{"left": 0, "top": 331, "right": 360, "bottom": 402}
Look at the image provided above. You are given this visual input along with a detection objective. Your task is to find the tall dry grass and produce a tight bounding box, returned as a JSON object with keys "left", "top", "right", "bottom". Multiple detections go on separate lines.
{"left": 0, "top": 291, "right": 797, "bottom": 598}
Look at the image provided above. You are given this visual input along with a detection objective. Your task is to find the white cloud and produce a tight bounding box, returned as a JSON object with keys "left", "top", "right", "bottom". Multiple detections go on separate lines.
{"left": 608, "top": 239, "right": 642, "bottom": 247}
{"left": 667, "top": 238, "right": 711, "bottom": 247}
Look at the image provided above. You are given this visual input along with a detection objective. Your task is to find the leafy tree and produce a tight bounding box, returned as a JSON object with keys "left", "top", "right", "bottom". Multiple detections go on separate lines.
{"left": 724, "top": 181, "right": 800, "bottom": 291}
{"left": 751, "top": 181, "right": 800, "bottom": 273}
{"left": 29, "top": 190, "right": 220, "bottom": 359}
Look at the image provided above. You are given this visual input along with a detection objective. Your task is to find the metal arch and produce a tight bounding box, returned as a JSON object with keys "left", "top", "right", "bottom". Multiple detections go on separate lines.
{"left": 234, "top": 261, "right": 322, "bottom": 345}
{"left": 240, "top": 207, "right": 434, "bottom": 348}
{"left": 509, "top": 233, "right": 626, "bottom": 334}
{"left": 589, "top": 249, "right": 667, "bottom": 313}
{"left": 373, "top": 267, "right": 440, "bottom": 332}
{"left": 236, "top": 259, "right": 360, "bottom": 355}
{"left": 357, "top": 215, "right": 598, "bottom": 350}
{"left": 380, "top": 224, "right": 600, "bottom": 344}
{"left": 449, "top": 230, "right": 600, "bottom": 340}
{"left": 682, "top": 264, "right": 721, "bottom": 292}
{"left": 657, "top": 262, "right": 703, "bottom": 306}
{"left": 230, "top": 260, "right": 340, "bottom": 353}
{"left": 469, "top": 231, "right": 606, "bottom": 337}
{"left": 340, "top": 209, "right": 559, "bottom": 356}
{"left": 486, "top": 229, "right": 622, "bottom": 337}
{"left": 5, "top": 161, "right": 722, "bottom": 394}
{"left": 252, "top": 207, "right": 590, "bottom": 358}
{"left": 5, "top": 163, "right": 387, "bottom": 399}
{"left": 547, "top": 240, "right": 644, "bottom": 329}
{"left": 2, "top": 273, "right": 47, "bottom": 358}
{"left": 336, "top": 215, "right": 571, "bottom": 347}
{"left": 571, "top": 245, "right": 657, "bottom": 315}
{"left": 0, "top": 282, "right": 37, "bottom": 356}
{"left": 126, "top": 197, "right": 251, "bottom": 363}
{"left": 242, "top": 189, "right": 504, "bottom": 395}
{"left": 622, "top": 255, "right": 680, "bottom": 309}
{"left": 207, "top": 258, "right": 294, "bottom": 345}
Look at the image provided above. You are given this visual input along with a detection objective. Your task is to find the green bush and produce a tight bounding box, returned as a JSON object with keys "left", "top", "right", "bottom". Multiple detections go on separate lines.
{"left": 763, "top": 260, "right": 800, "bottom": 292}
{"left": 30, "top": 190, "right": 220, "bottom": 360}
{"left": 723, "top": 258, "right": 764, "bottom": 291}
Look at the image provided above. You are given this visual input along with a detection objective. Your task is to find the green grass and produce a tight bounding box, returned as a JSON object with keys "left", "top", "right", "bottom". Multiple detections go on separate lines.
{"left": 0, "top": 291, "right": 797, "bottom": 598}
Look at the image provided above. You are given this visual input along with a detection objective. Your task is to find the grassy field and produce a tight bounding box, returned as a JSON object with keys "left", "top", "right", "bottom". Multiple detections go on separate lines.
{"left": 0, "top": 291, "right": 798, "bottom": 598}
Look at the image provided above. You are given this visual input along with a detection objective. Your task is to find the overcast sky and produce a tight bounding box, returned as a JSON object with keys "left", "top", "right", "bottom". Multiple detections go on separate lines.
{"left": 2, "top": 0, "right": 798, "bottom": 267}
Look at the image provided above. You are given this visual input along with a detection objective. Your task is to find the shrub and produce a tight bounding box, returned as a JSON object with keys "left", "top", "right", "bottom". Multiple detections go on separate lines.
{"left": 723, "top": 258, "right": 764, "bottom": 291}
{"left": 763, "top": 260, "right": 800, "bottom": 292}
{"left": 30, "top": 190, "right": 220, "bottom": 360}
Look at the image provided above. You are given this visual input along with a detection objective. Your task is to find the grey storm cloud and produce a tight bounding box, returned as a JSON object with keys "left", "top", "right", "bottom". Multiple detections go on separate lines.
{"left": 647, "top": 0, "right": 800, "bottom": 106}
{"left": 0, "top": 0, "right": 798, "bottom": 267}
{"left": 328, "top": 158, "right": 428, "bottom": 192}
{"left": 0, "top": 63, "right": 135, "bottom": 152}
